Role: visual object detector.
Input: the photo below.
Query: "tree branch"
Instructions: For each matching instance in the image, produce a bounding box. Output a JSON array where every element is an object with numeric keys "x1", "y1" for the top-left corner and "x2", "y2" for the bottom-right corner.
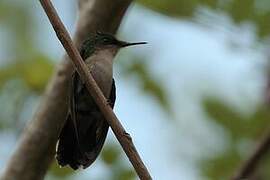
[
  {"x1": 1, "y1": 0, "x2": 150, "y2": 180},
  {"x1": 232, "y1": 130, "x2": 270, "y2": 180},
  {"x1": 232, "y1": 73, "x2": 270, "y2": 180}
]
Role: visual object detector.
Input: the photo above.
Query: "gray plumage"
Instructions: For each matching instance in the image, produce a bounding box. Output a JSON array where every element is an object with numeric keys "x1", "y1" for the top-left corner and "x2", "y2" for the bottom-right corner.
[{"x1": 56, "y1": 32, "x2": 146, "y2": 170}]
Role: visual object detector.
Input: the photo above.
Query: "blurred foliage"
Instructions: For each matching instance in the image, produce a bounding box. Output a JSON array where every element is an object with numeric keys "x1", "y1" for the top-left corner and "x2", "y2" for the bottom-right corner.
[
  {"x1": 101, "y1": 143, "x2": 121, "y2": 165},
  {"x1": 0, "y1": 80, "x2": 29, "y2": 131},
  {"x1": 0, "y1": 0, "x2": 36, "y2": 56},
  {"x1": 136, "y1": 0, "x2": 270, "y2": 178},
  {"x1": 120, "y1": 58, "x2": 171, "y2": 113},
  {"x1": 101, "y1": 143, "x2": 136, "y2": 180},
  {"x1": 201, "y1": 149, "x2": 241, "y2": 180},
  {"x1": 47, "y1": 143, "x2": 136, "y2": 180},
  {"x1": 0, "y1": 1, "x2": 54, "y2": 132},
  {"x1": 0, "y1": 54, "x2": 54, "y2": 92},
  {"x1": 138, "y1": 0, "x2": 198, "y2": 17},
  {"x1": 204, "y1": 99, "x2": 270, "y2": 139},
  {"x1": 127, "y1": 61, "x2": 170, "y2": 111},
  {"x1": 201, "y1": 98, "x2": 270, "y2": 179},
  {"x1": 48, "y1": 160, "x2": 74, "y2": 179},
  {"x1": 0, "y1": 1, "x2": 54, "y2": 131},
  {"x1": 139, "y1": 0, "x2": 270, "y2": 38}
]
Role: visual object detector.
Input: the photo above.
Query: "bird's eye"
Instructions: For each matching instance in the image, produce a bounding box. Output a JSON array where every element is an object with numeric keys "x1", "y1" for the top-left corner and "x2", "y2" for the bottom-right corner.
[{"x1": 103, "y1": 38, "x2": 109, "y2": 43}]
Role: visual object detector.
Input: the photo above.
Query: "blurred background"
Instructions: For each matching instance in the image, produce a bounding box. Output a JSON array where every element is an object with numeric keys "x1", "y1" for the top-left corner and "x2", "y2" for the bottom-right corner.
[{"x1": 1, "y1": 0, "x2": 270, "y2": 179}]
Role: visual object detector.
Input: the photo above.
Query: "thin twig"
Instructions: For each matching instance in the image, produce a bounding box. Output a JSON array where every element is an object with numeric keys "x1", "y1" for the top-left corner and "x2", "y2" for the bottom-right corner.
[
  {"x1": 39, "y1": 0, "x2": 152, "y2": 179},
  {"x1": 232, "y1": 130, "x2": 270, "y2": 180}
]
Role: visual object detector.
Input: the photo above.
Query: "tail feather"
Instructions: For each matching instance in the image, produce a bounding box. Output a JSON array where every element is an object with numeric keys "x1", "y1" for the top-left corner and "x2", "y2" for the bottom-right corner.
[
  {"x1": 56, "y1": 114, "x2": 109, "y2": 169},
  {"x1": 56, "y1": 115, "x2": 79, "y2": 169},
  {"x1": 82, "y1": 118, "x2": 109, "y2": 167}
]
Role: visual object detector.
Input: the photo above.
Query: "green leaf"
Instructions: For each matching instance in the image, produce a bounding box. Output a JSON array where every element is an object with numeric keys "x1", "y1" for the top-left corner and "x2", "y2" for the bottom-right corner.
[
  {"x1": 112, "y1": 168, "x2": 136, "y2": 180},
  {"x1": 138, "y1": 0, "x2": 270, "y2": 38},
  {"x1": 200, "y1": 149, "x2": 241, "y2": 180},
  {"x1": 203, "y1": 98, "x2": 270, "y2": 139},
  {"x1": 48, "y1": 160, "x2": 74, "y2": 178},
  {"x1": 226, "y1": 0, "x2": 255, "y2": 23},
  {"x1": 203, "y1": 98, "x2": 246, "y2": 139},
  {"x1": 138, "y1": 0, "x2": 199, "y2": 17},
  {"x1": 202, "y1": 98, "x2": 270, "y2": 179},
  {"x1": 124, "y1": 61, "x2": 171, "y2": 113},
  {"x1": 101, "y1": 144, "x2": 121, "y2": 165},
  {"x1": 0, "y1": 54, "x2": 54, "y2": 92}
]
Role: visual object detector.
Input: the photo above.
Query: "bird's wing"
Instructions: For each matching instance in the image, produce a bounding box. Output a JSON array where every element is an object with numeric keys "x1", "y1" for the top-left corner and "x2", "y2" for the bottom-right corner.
[
  {"x1": 57, "y1": 75, "x2": 117, "y2": 169},
  {"x1": 69, "y1": 72, "x2": 80, "y2": 144},
  {"x1": 109, "y1": 78, "x2": 116, "y2": 108},
  {"x1": 70, "y1": 73, "x2": 115, "y2": 142},
  {"x1": 56, "y1": 71, "x2": 82, "y2": 169}
]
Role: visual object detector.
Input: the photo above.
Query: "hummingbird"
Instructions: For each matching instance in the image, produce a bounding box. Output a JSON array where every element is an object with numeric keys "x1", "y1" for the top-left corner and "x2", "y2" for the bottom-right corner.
[{"x1": 56, "y1": 32, "x2": 146, "y2": 170}]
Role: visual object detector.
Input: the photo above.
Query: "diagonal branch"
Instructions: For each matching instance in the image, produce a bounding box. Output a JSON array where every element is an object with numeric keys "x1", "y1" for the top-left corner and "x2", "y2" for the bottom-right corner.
[
  {"x1": 232, "y1": 74, "x2": 270, "y2": 180},
  {"x1": 1, "y1": 0, "x2": 145, "y2": 180},
  {"x1": 39, "y1": 0, "x2": 151, "y2": 179},
  {"x1": 232, "y1": 129, "x2": 270, "y2": 180}
]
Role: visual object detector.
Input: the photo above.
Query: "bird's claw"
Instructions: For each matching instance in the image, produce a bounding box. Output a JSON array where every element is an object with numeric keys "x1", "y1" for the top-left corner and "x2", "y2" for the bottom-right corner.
[{"x1": 106, "y1": 99, "x2": 112, "y2": 106}]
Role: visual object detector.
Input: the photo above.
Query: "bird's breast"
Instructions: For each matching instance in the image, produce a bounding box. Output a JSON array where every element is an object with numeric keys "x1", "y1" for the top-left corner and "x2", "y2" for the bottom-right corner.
[{"x1": 85, "y1": 57, "x2": 113, "y2": 98}]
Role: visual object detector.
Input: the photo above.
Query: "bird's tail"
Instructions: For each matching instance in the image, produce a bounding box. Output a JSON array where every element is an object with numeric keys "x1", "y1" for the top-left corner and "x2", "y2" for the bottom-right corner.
[{"x1": 56, "y1": 115, "x2": 109, "y2": 169}]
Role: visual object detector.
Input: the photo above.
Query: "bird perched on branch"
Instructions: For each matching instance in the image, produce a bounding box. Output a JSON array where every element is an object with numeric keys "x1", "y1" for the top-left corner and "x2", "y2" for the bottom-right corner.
[{"x1": 56, "y1": 32, "x2": 146, "y2": 170}]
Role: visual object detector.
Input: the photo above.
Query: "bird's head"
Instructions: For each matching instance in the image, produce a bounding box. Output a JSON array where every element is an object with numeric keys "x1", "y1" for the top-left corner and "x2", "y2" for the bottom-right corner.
[
  {"x1": 93, "y1": 32, "x2": 147, "y2": 48},
  {"x1": 80, "y1": 32, "x2": 146, "y2": 59}
]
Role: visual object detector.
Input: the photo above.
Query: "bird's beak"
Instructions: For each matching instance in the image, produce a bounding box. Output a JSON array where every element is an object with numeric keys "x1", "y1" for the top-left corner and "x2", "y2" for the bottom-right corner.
[{"x1": 118, "y1": 41, "x2": 147, "y2": 47}]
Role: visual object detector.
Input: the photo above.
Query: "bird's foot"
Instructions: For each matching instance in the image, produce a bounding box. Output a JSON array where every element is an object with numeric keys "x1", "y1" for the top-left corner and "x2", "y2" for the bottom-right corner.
[{"x1": 106, "y1": 99, "x2": 113, "y2": 106}]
